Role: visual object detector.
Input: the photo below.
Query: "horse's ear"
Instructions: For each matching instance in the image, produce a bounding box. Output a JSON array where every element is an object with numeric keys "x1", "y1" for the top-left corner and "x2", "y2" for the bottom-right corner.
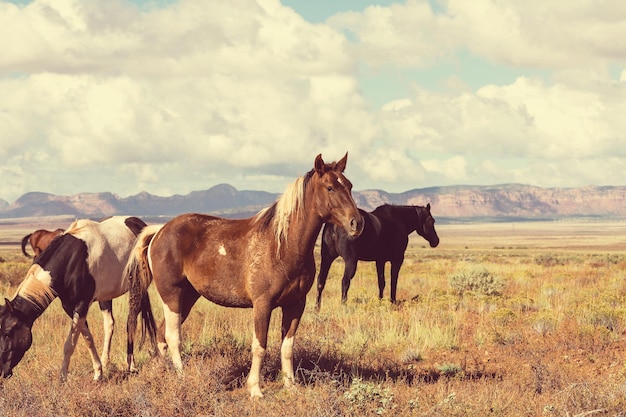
[
  {"x1": 335, "y1": 152, "x2": 348, "y2": 173},
  {"x1": 427, "y1": 203, "x2": 431, "y2": 211},
  {"x1": 4, "y1": 298, "x2": 13, "y2": 313},
  {"x1": 314, "y1": 154, "x2": 326, "y2": 175}
]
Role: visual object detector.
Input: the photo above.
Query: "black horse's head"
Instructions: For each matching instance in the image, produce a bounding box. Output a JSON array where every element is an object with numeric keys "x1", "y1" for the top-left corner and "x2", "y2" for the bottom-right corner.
[
  {"x1": 0, "y1": 299, "x2": 33, "y2": 378},
  {"x1": 416, "y1": 203, "x2": 439, "y2": 248}
]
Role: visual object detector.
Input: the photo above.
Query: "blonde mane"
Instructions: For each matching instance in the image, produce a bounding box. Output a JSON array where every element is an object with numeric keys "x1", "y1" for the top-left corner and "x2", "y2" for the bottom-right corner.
[
  {"x1": 13, "y1": 265, "x2": 57, "y2": 312},
  {"x1": 255, "y1": 174, "x2": 307, "y2": 257}
]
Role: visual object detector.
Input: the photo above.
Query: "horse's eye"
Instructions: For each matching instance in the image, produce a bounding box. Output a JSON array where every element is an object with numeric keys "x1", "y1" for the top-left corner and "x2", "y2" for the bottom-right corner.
[{"x1": 327, "y1": 186, "x2": 334, "y2": 192}]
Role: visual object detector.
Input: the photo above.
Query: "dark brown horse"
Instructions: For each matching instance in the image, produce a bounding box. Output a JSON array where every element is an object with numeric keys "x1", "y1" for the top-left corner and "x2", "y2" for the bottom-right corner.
[
  {"x1": 316, "y1": 203, "x2": 439, "y2": 309},
  {"x1": 21, "y1": 228, "x2": 64, "y2": 259},
  {"x1": 124, "y1": 153, "x2": 363, "y2": 397}
]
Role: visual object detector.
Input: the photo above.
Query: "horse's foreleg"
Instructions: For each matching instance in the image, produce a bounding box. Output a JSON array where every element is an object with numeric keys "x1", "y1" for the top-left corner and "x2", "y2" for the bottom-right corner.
[
  {"x1": 389, "y1": 259, "x2": 404, "y2": 304},
  {"x1": 315, "y1": 259, "x2": 332, "y2": 311},
  {"x1": 341, "y1": 260, "x2": 358, "y2": 304},
  {"x1": 280, "y1": 302, "x2": 305, "y2": 389},
  {"x1": 60, "y1": 312, "x2": 83, "y2": 381},
  {"x1": 248, "y1": 302, "x2": 272, "y2": 398},
  {"x1": 61, "y1": 312, "x2": 102, "y2": 381},
  {"x1": 98, "y1": 300, "x2": 114, "y2": 369},
  {"x1": 376, "y1": 260, "x2": 386, "y2": 299},
  {"x1": 79, "y1": 319, "x2": 104, "y2": 380}
]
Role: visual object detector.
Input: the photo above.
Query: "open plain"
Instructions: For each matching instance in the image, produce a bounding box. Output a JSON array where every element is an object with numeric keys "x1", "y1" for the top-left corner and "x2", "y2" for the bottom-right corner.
[{"x1": 1, "y1": 219, "x2": 626, "y2": 416}]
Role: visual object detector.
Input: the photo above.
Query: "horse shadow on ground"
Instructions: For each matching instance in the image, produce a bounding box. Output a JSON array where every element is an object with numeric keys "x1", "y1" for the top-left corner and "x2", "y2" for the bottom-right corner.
[{"x1": 180, "y1": 342, "x2": 504, "y2": 392}]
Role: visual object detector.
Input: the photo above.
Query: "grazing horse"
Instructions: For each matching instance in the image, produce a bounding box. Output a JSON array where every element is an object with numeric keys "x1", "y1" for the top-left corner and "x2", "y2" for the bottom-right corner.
[
  {"x1": 315, "y1": 203, "x2": 439, "y2": 309},
  {"x1": 124, "y1": 153, "x2": 363, "y2": 398},
  {"x1": 21, "y1": 228, "x2": 64, "y2": 259},
  {"x1": 0, "y1": 216, "x2": 155, "y2": 380}
]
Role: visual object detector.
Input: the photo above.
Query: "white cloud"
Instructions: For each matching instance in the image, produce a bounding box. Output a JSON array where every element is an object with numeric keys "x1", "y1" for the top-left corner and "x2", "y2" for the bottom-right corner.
[
  {"x1": 0, "y1": 0, "x2": 377, "y2": 201},
  {"x1": 330, "y1": 0, "x2": 626, "y2": 70},
  {"x1": 1, "y1": 0, "x2": 626, "y2": 203}
]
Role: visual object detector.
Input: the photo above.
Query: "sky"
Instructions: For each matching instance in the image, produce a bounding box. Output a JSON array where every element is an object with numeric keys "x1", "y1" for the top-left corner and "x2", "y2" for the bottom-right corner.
[{"x1": 1, "y1": 0, "x2": 626, "y2": 203}]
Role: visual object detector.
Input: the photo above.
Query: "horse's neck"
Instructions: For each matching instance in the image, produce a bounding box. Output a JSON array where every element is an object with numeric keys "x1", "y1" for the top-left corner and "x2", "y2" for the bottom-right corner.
[
  {"x1": 11, "y1": 266, "x2": 57, "y2": 323},
  {"x1": 397, "y1": 206, "x2": 419, "y2": 235},
  {"x1": 8, "y1": 297, "x2": 47, "y2": 326},
  {"x1": 284, "y1": 212, "x2": 323, "y2": 259}
]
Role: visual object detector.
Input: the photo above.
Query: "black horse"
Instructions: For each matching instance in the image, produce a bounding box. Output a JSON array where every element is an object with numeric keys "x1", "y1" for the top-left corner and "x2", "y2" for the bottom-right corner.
[{"x1": 315, "y1": 203, "x2": 439, "y2": 309}]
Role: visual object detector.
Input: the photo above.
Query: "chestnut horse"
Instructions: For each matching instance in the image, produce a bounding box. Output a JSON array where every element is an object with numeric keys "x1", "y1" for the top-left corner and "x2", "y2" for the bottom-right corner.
[
  {"x1": 0, "y1": 216, "x2": 155, "y2": 380},
  {"x1": 21, "y1": 228, "x2": 64, "y2": 259},
  {"x1": 316, "y1": 203, "x2": 439, "y2": 309},
  {"x1": 123, "y1": 153, "x2": 363, "y2": 397}
]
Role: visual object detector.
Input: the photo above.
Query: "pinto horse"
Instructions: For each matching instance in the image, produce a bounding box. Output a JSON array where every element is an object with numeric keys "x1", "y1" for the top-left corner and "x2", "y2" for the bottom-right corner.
[
  {"x1": 315, "y1": 203, "x2": 439, "y2": 309},
  {"x1": 21, "y1": 228, "x2": 64, "y2": 259},
  {"x1": 0, "y1": 216, "x2": 155, "y2": 380},
  {"x1": 124, "y1": 153, "x2": 363, "y2": 397}
]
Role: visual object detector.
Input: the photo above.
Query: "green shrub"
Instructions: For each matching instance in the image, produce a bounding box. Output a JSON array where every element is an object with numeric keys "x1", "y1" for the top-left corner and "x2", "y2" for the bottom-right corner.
[
  {"x1": 344, "y1": 377, "x2": 395, "y2": 415},
  {"x1": 437, "y1": 363, "x2": 463, "y2": 378},
  {"x1": 534, "y1": 253, "x2": 565, "y2": 267},
  {"x1": 448, "y1": 266, "x2": 504, "y2": 296}
]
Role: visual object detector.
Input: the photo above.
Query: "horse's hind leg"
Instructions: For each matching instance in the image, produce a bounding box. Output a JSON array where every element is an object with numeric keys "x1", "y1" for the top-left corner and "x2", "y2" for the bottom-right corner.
[
  {"x1": 98, "y1": 300, "x2": 114, "y2": 369},
  {"x1": 156, "y1": 281, "x2": 200, "y2": 357},
  {"x1": 157, "y1": 279, "x2": 200, "y2": 371}
]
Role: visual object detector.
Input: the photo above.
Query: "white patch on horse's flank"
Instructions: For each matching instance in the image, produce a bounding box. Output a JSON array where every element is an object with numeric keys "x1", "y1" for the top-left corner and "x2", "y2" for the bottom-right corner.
[
  {"x1": 218, "y1": 244, "x2": 227, "y2": 256},
  {"x1": 68, "y1": 217, "x2": 138, "y2": 301}
]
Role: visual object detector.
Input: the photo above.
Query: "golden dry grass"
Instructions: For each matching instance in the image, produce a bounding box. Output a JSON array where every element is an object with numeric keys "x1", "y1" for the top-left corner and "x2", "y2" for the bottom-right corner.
[{"x1": 1, "y1": 221, "x2": 626, "y2": 416}]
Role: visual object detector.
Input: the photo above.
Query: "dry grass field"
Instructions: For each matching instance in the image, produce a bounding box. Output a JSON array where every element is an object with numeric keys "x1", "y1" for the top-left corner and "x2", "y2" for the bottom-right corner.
[{"x1": 1, "y1": 220, "x2": 626, "y2": 416}]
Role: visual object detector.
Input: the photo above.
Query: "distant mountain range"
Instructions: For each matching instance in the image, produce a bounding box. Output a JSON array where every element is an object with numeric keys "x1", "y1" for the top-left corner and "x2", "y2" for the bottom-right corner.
[{"x1": 1, "y1": 183, "x2": 626, "y2": 222}]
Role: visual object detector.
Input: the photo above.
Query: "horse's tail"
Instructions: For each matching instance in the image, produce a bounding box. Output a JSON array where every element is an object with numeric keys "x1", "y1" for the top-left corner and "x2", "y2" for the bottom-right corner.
[
  {"x1": 21, "y1": 234, "x2": 33, "y2": 258},
  {"x1": 124, "y1": 224, "x2": 162, "y2": 371}
]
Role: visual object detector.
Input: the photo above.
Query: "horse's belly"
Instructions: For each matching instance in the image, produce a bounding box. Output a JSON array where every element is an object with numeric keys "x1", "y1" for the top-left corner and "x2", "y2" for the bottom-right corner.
[{"x1": 191, "y1": 276, "x2": 253, "y2": 309}]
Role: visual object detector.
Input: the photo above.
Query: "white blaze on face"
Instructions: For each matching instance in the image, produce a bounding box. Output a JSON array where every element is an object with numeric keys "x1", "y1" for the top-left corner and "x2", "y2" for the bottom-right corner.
[{"x1": 218, "y1": 244, "x2": 227, "y2": 256}]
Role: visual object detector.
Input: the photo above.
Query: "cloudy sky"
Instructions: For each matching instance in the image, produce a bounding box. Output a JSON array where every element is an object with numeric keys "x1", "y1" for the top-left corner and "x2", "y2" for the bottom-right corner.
[{"x1": 1, "y1": 0, "x2": 625, "y2": 203}]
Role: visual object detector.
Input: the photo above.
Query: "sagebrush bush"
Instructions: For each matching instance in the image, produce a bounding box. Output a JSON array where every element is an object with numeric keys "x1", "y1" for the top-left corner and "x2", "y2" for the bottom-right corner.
[{"x1": 448, "y1": 266, "x2": 504, "y2": 296}]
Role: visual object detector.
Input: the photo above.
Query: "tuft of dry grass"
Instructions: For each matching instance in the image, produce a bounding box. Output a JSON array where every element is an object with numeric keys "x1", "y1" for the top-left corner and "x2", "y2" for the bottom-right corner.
[{"x1": 1, "y1": 221, "x2": 626, "y2": 415}]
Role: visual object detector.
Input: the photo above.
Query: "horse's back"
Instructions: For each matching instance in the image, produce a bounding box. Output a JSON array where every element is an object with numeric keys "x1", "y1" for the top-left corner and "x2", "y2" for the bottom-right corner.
[
  {"x1": 151, "y1": 213, "x2": 261, "y2": 308},
  {"x1": 327, "y1": 206, "x2": 407, "y2": 261},
  {"x1": 67, "y1": 216, "x2": 146, "y2": 300}
]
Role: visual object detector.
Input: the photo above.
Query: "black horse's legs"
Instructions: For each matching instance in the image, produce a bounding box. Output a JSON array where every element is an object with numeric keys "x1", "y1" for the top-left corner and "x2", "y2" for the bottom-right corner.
[
  {"x1": 389, "y1": 259, "x2": 404, "y2": 304},
  {"x1": 376, "y1": 260, "x2": 386, "y2": 299},
  {"x1": 341, "y1": 259, "x2": 358, "y2": 304},
  {"x1": 315, "y1": 251, "x2": 338, "y2": 310}
]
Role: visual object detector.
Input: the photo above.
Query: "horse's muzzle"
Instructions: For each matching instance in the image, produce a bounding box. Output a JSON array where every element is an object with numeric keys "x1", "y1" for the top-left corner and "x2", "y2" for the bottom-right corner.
[{"x1": 348, "y1": 215, "x2": 364, "y2": 238}]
